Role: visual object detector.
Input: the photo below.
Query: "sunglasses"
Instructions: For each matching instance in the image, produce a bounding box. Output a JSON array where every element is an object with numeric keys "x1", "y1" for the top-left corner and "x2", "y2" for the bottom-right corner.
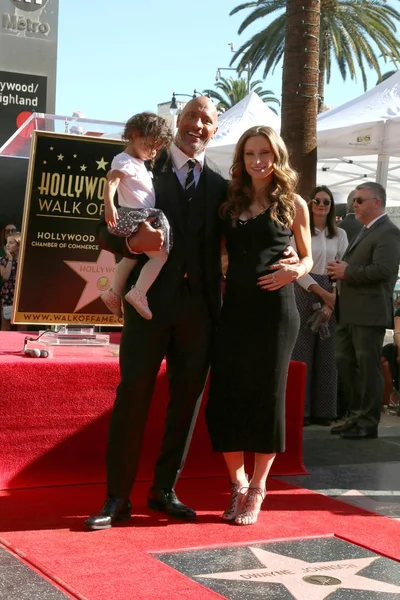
[
  {"x1": 312, "y1": 198, "x2": 331, "y2": 206},
  {"x1": 5, "y1": 228, "x2": 17, "y2": 234},
  {"x1": 353, "y1": 197, "x2": 377, "y2": 205}
]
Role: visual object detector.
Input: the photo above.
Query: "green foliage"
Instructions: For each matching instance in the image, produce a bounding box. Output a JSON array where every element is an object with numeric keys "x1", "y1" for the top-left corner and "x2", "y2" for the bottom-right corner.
[
  {"x1": 202, "y1": 76, "x2": 280, "y2": 113},
  {"x1": 230, "y1": 0, "x2": 400, "y2": 91}
]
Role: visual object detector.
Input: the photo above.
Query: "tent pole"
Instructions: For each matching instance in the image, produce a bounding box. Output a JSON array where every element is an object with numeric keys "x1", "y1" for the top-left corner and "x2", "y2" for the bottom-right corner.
[{"x1": 376, "y1": 154, "x2": 390, "y2": 188}]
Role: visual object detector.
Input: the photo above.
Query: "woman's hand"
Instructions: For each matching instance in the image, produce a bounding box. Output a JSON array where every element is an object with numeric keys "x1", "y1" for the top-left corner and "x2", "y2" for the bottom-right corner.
[
  {"x1": 321, "y1": 304, "x2": 333, "y2": 322},
  {"x1": 5, "y1": 250, "x2": 13, "y2": 261},
  {"x1": 321, "y1": 290, "x2": 336, "y2": 311},
  {"x1": 258, "y1": 265, "x2": 298, "y2": 291}
]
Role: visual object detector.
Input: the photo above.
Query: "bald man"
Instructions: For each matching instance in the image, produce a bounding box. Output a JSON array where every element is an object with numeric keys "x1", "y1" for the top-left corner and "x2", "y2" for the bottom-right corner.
[{"x1": 86, "y1": 97, "x2": 228, "y2": 529}]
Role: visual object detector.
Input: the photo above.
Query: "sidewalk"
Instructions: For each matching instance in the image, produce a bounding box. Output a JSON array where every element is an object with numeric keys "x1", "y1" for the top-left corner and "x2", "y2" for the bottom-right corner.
[{"x1": 281, "y1": 412, "x2": 400, "y2": 521}]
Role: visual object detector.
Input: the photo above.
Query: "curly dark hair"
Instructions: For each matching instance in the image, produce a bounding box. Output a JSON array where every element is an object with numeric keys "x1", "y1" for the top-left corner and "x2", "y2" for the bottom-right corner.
[{"x1": 122, "y1": 112, "x2": 173, "y2": 150}]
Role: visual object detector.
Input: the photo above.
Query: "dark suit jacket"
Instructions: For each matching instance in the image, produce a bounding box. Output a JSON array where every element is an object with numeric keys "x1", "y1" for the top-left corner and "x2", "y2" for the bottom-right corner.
[
  {"x1": 339, "y1": 214, "x2": 400, "y2": 328},
  {"x1": 338, "y1": 213, "x2": 363, "y2": 245},
  {"x1": 97, "y1": 151, "x2": 227, "y2": 322}
]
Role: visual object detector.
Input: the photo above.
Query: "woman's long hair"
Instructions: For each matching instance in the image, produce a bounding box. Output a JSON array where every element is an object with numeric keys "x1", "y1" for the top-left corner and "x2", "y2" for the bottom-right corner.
[
  {"x1": 220, "y1": 126, "x2": 298, "y2": 229},
  {"x1": 308, "y1": 185, "x2": 337, "y2": 238}
]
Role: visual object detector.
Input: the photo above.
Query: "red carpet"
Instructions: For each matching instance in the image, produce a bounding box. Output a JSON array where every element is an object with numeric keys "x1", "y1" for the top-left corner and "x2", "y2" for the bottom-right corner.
[
  {"x1": 1, "y1": 477, "x2": 400, "y2": 600},
  {"x1": 0, "y1": 332, "x2": 307, "y2": 490}
]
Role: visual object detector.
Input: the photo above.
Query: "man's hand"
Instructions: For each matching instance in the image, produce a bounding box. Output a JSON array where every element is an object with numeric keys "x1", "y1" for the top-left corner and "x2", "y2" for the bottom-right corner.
[
  {"x1": 269, "y1": 245, "x2": 300, "y2": 270},
  {"x1": 127, "y1": 217, "x2": 164, "y2": 253},
  {"x1": 327, "y1": 260, "x2": 348, "y2": 280}
]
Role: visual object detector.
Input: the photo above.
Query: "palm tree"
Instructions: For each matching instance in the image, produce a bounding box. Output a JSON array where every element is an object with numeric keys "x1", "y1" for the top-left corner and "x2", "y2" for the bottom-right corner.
[
  {"x1": 230, "y1": 0, "x2": 400, "y2": 109},
  {"x1": 202, "y1": 76, "x2": 280, "y2": 113},
  {"x1": 376, "y1": 70, "x2": 398, "y2": 85},
  {"x1": 280, "y1": 0, "x2": 320, "y2": 197}
]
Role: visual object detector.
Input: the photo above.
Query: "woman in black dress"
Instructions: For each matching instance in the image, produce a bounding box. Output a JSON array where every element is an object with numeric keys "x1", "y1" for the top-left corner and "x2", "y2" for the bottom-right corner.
[{"x1": 206, "y1": 126, "x2": 312, "y2": 525}]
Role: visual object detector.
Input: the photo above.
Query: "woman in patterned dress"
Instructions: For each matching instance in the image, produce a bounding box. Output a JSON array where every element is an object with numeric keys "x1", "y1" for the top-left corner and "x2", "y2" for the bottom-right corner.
[{"x1": 291, "y1": 186, "x2": 348, "y2": 425}]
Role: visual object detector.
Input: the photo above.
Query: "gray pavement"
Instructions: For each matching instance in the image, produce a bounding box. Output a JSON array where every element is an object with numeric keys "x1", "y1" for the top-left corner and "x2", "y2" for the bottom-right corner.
[{"x1": 280, "y1": 413, "x2": 400, "y2": 521}]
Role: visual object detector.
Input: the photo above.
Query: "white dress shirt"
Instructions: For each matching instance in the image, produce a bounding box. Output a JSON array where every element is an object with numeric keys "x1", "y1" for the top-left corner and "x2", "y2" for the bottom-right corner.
[
  {"x1": 170, "y1": 142, "x2": 204, "y2": 189},
  {"x1": 365, "y1": 212, "x2": 386, "y2": 228},
  {"x1": 296, "y1": 227, "x2": 349, "y2": 291}
]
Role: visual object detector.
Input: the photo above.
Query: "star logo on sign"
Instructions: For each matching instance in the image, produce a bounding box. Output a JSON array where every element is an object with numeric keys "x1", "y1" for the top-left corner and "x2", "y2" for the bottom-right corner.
[
  {"x1": 64, "y1": 250, "x2": 117, "y2": 312},
  {"x1": 196, "y1": 547, "x2": 400, "y2": 599},
  {"x1": 80, "y1": 164, "x2": 87, "y2": 172},
  {"x1": 57, "y1": 153, "x2": 64, "y2": 161},
  {"x1": 96, "y1": 157, "x2": 109, "y2": 170}
]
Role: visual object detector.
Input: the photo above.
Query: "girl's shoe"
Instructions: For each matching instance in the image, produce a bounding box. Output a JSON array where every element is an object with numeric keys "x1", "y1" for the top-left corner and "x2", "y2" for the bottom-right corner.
[
  {"x1": 101, "y1": 289, "x2": 123, "y2": 317},
  {"x1": 235, "y1": 486, "x2": 266, "y2": 526},
  {"x1": 125, "y1": 287, "x2": 152, "y2": 320},
  {"x1": 222, "y1": 479, "x2": 248, "y2": 521}
]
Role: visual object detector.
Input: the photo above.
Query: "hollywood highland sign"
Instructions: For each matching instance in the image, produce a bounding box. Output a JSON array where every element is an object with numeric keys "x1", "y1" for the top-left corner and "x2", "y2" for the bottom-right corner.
[{"x1": 2, "y1": 0, "x2": 50, "y2": 36}]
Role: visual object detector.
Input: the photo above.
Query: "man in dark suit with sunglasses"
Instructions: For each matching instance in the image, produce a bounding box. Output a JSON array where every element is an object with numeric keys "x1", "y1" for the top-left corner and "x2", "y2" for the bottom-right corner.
[{"x1": 327, "y1": 182, "x2": 400, "y2": 439}]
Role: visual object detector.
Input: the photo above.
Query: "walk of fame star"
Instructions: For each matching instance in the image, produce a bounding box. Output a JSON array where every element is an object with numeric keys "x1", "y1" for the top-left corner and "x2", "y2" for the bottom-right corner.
[
  {"x1": 64, "y1": 250, "x2": 116, "y2": 312},
  {"x1": 197, "y1": 547, "x2": 400, "y2": 599}
]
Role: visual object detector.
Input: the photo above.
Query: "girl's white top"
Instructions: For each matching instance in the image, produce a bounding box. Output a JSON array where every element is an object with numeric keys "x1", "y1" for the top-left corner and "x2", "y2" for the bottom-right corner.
[{"x1": 112, "y1": 152, "x2": 155, "y2": 209}]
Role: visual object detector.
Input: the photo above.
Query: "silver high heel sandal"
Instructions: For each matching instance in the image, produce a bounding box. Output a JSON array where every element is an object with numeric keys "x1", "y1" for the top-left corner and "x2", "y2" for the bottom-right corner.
[
  {"x1": 222, "y1": 480, "x2": 248, "y2": 521},
  {"x1": 235, "y1": 486, "x2": 266, "y2": 525}
]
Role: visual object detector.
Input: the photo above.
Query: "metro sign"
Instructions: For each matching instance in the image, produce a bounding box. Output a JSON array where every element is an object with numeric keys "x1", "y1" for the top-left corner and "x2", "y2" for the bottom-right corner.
[
  {"x1": 10, "y1": 0, "x2": 49, "y2": 11},
  {"x1": 4, "y1": 0, "x2": 50, "y2": 34}
]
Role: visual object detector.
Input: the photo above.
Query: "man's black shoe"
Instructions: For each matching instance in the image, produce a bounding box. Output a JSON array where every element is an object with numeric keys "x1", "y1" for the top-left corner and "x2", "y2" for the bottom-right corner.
[
  {"x1": 85, "y1": 497, "x2": 132, "y2": 530},
  {"x1": 147, "y1": 488, "x2": 196, "y2": 521},
  {"x1": 340, "y1": 425, "x2": 378, "y2": 440},
  {"x1": 330, "y1": 421, "x2": 356, "y2": 434}
]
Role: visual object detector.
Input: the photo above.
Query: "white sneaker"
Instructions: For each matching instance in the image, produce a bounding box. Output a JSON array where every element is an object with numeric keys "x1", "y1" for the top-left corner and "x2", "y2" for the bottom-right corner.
[
  {"x1": 101, "y1": 289, "x2": 123, "y2": 317},
  {"x1": 125, "y1": 287, "x2": 152, "y2": 320}
]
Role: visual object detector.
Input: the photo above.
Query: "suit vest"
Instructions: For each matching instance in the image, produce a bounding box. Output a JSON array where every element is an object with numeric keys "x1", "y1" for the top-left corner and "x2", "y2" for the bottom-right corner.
[{"x1": 175, "y1": 171, "x2": 207, "y2": 292}]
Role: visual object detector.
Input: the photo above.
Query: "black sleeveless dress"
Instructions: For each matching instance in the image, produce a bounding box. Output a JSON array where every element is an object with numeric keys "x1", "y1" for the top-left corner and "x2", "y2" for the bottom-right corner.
[{"x1": 206, "y1": 208, "x2": 300, "y2": 454}]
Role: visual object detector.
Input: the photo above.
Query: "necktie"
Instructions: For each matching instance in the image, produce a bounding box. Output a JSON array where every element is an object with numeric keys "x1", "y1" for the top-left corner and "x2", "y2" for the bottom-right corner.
[
  {"x1": 184, "y1": 159, "x2": 197, "y2": 202},
  {"x1": 346, "y1": 225, "x2": 368, "y2": 254},
  {"x1": 353, "y1": 225, "x2": 368, "y2": 244}
]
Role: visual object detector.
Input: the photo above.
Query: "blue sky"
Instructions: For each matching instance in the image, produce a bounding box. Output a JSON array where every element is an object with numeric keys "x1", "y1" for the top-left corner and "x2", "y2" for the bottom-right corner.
[{"x1": 56, "y1": 0, "x2": 399, "y2": 125}]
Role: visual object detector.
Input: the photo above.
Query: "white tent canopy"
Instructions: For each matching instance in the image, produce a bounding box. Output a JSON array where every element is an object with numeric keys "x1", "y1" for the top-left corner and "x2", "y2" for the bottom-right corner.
[
  {"x1": 207, "y1": 92, "x2": 280, "y2": 175},
  {"x1": 317, "y1": 70, "x2": 400, "y2": 159},
  {"x1": 207, "y1": 85, "x2": 400, "y2": 203}
]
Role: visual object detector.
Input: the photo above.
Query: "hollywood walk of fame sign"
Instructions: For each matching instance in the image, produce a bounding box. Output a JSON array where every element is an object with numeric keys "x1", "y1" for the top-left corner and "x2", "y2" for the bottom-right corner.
[
  {"x1": 153, "y1": 537, "x2": 400, "y2": 600},
  {"x1": 13, "y1": 131, "x2": 125, "y2": 326}
]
